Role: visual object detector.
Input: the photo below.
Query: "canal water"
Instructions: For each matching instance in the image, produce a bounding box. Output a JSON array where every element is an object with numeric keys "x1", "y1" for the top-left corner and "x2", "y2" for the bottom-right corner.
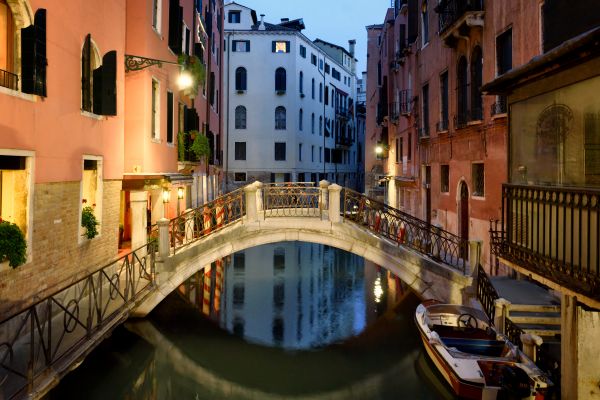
[{"x1": 50, "y1": 242, "x2": 454, "y2": 399}]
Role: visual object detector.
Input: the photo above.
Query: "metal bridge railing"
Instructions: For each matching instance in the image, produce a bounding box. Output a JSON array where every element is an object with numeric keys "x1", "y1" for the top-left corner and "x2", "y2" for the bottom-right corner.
[
  {"x1": 342, "y1": 188, "x2": 468, "y2": 273},
  {"x1": 0, "y1": 242, "x2": 156, "y2": 399},
  {"x1": 262, "y1": 182, "x2": 322, "y2": 218},
  {"x1": 169, "y1": 187, "x2": 245, "y2": 254}
]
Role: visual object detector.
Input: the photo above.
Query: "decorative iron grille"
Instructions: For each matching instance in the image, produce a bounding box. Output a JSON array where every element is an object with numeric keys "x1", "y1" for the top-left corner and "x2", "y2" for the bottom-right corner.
[
  {"x1": 476, "y1": 264, "x2": 499, "y2": 321},
  {"x1": 263, "y1": 183, "x2": 322, "y2": 218}
]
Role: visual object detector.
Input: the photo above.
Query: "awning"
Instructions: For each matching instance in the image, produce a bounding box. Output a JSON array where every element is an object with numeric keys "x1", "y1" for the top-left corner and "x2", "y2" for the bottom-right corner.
[
  {"x1": 122, "y1": 173, "x2": 193, "y2": 191},
  {"x1": 393, "y1": 176, "x2": 418, "y2": 188}
]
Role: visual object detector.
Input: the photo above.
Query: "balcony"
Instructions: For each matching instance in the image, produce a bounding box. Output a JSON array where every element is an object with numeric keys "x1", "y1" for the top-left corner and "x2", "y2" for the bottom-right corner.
[
  {"x1": 389, "y1": 102, "x2": 400, "y2": 123},
  {"x1": 0, "y1": 68, "x2": 19, "y2": 91},
  {"x1": 491, "y1": 95, "x2": 508, "y2": 116},
  {"x1": 491, "y1": 183, "x2": 600, "y2": 303},
  {"x1": 335, "y1": 106, "x2": 350, "y2": 120},
  {"x1": 435, "y1": 0, "x2": 484, "y2": 48},
  {"x1": 399, "y1": 90, "x2": 412, "y2": 116},
  {"x1": 335, "y1": 133, "x2": 354, "y2": 148}
]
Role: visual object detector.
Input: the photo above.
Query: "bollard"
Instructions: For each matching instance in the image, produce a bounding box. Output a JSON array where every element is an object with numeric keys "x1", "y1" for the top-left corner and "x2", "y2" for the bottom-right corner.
[
  {"x1": 520, "y1": 333, "x2": 543, "y2": 362},
  {"x1": 328, "y1": 184, "x2": 342, "y2": 223},
  {"x1": 493, "y1": 298, "x2": 511, "y2": 334},
  {"x1": 319, "y1": 180, "x2": 330, "y2": 211},
  {"x1": 244, "y1": 184, "x2": 258, "y2": 222},
  {"x1": 157, "y1": 218, "x2": 170, "y2": 260},
  {"x1": 254, "y1": 181, "x2": 264, "y2": 212}
]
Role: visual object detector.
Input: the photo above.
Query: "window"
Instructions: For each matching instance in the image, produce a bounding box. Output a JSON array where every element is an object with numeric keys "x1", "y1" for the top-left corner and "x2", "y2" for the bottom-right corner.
[
  {"x1": 470, "y1": 47, "x2": 483, "y2": 121},
  {"x1": 421, "y1": 1, "x2": 429, "y2": 46},
  {"x1": 457, "y1": 56, "x2": 468, "y2": 127},
  {"x1": 311, "y1": 53, "x2": 317, "y2": 65},
  {"x1": 319, "y1": 146, "x2": 322, "y2": 162},
  {"x1": 298, "y1": 143, "x2": 302, "y2": 161},
  {"x1": 324, "y1": 85, "x2": 329, "y2": 105},
  {"x1": 299, "y1": 71, "x2": 303, "y2": 94},
  {"x1": 234, "y1": 172, "x2": 247, "y2": 182},
  {"x1": 311, "y1": 78, "x2": 315, "y2": 99},
  {"x1": 232, "y1": 40, "x2": 250, "y2": 52},
  {"x1": 319, "y1": 116, "x2": 322, "y2": 135},
  {"x1": 332, "y1": 68, "x2": 340, "y2": 80},
  {"x1": 182, "y1": 24, "x2": 190, "y2": 55},
  {"x1": 319, "y1": 59, "x2": 323, "y2": 70},
  {"x1": 311, "y1": 113, "x2": 315, "y2": 133},
  {"x1": 152, "y1": 0, "x2": 162, "y2": 32},
  {"x1": 441, "y1": 165, "x2": 449, "y2": 193},
  {"x1": 319, "y1": 83, "x2": 323, "y2": 102},
  {"x1": 408, "y1": 132, "x2": 412, "y2": 160},
  {"x1": 395, "y1": 138, "x2": 400, "y2": 163},
  {"x1": 421, "y1": 83, "x2": 429, "y2": 137},
  {"x1": 440, "y1": 71, "x2": 449, "y2": 130},
  {"x1": 496, "y1": 28, "x2": 512, "y2": 75},
  {"x1": 209, "y1": 71, "x2": 215, "y2": 105},
  {"x1": 272, "y1": 41, "x2": 290, "y2": 53},
  {"x1": 275, "y1": 106, "x2": 286, "y2": 129},
  {"x1": 233, "y1": 283, "x2": 244, "y2": 308},
  {"x1": 228, "y1": 10, "x2": 241, "y2": 23},
  {"x1": 235, "y1": 67, "x2": 247, "y2": 91},
  {"x1": 167, "y1": 91, "x2": 174, "y2": 143},
  {"x1": 151, "y1": 79, "x2": 160, "y2": 139},
  {"x1": 168, "y1": 0, "x2": 183, "y2": 54},
  {"x1": 299, "y1": 108, "x2": 303, "y2": 130},
  {"x1": 325, "y1": 63, "x2": 330, "y2": 74},
  {"x1": 311, "y1": 145, "x2": 314, "y2": 162},
  {"x1": 235, "y1": 105, "x2": 246, "y2": 129},
  {"x1": 235, "y1": 142, "x2": 246, "y2": 160},
  {"x1": 324, "y1": 148, "x2": 331, "y2": 163},
  {"x1": 275, "y1": 142, "x2": 286, "y2": 161},
  {"x1": 299, "y1": 45, "x2": 306, "y2": 58},
  {"x1": 82, "y1": 34, "x2": 117, "y2": 115},
  {"x1": 80, "y1": 157, "x2": 103, "y2": 242},
  {"x1": 472, "y1": 163, "x2": 485, "y2": 197},
  {"x1": 0, "y1": 154, "x2": 32, "y2": 252},
  {"x1": 275, "y1": 67, "x2": 286, "y2": 92},
  {"x1": 272, "y1": 316, "x2": 284, "y2": 344}
]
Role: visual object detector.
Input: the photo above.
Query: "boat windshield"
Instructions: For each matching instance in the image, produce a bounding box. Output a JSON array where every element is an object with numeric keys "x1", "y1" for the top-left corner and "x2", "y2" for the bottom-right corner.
[{"x1": 425, "y1": 304, "x2": 490, "y2": 324}]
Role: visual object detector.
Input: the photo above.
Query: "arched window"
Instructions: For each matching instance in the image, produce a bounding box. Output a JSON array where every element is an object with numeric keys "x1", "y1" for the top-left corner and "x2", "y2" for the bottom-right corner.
[
  {"x1": 299, "y1": 108, "x2": 303, "y2": 130},
  {"x1": 275, "y1": 67, "x2": 286, "y2": 92},
  {"x1": 311, "y1": 78, "x2": 315, "y2": 99},
  {"x1": 324, "y1": 85, "x2": 329, "y2": 105},
  {"x1": 456, "y1": 56, "x2": 468, "y2": 128},
  {"x1": 82, "y1": 34, "x2": 102, "y2": 112},
  {"x1": 319, "y1": 116, "x2": 323, "y2": 135},
  {"x1": 311, "y1": 113, "x2": 315, "y2": 134},
  {"x1": 470, "y1": 46, "x2": 483, "y2": 121},
  {"x1": 235, "y1": 105, "x2": 247, "y2": 129},
  {"x1": 319, "y1": 82, "x2": 323, "y2": 102},
  {"x1": 299, "y1": 71, "x2": 303, "y2": 94},
  {"x1": 235, "y1": 67, "x2": 247, "y2": 91},
  {"x1": 275, "y1": 106, "x2": 286, "y2": 129}
]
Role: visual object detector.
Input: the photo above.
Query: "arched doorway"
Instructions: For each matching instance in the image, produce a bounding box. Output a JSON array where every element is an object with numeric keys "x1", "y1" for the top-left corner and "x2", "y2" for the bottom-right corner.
[{"x1": 459, "y1": 181, "x2": 469, "y2": 258}]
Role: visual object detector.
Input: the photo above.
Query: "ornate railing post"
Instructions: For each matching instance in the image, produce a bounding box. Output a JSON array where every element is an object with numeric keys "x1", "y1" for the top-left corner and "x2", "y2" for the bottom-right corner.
[
  {"x1": 254, "y1": 181, "x2": 264, "y2": 212},
  {"x1": 328, "y1": 184, "x2": 342, "y2": 223},
  {"x1": 469, "y1": 239, "x2": 483, "y2": 276},
  {"x1": 245, "y1": 184, "x2": 258, "y2": 222},
  {"x1": 130, "y1": 190, "x2": 148, "y2": 251},
  {"x1": 494, "y1": 298, "x2": 511, "y2": 334},
  {"x1": 157, "y1": 218, "x2": 170, "y2": 259},
  {"x1": 319, "y1": 180, "x2": 330, "y2": 211}
]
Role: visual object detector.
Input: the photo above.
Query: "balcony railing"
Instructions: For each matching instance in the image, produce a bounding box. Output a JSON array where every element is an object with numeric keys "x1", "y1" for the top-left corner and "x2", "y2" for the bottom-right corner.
[
  {"x1": 399, "y1": 90, "x2": 412, "y2": 115},
  {"x1": 491, "y1": 183, "x2": 600, "y2": 302},
  {"x1": 335, "y1": 106, "x2": 350, "y2": 119},
  {"x1": 0, "y1": 68, "x2": 19, "y2": 91},
  {"x1": 436, "y1": 0, "x2": 484, "y2": 34},
  {"x1": 335, "y1": 133, "x2": 354, "y2": 147},
  {"x1": 437, "y1": 119, "x2": 449, "y2": 132},
  {"x1": 389, "y1": 102, "x2": 400, "y2": 122},
  {"x1": 491, "y1": 96, "x2": 508, "y2": 115}
]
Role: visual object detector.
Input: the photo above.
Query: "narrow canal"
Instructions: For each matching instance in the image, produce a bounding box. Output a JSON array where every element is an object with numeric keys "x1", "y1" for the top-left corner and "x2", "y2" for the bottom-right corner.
[{"x1": 50, "y1": 242, "x2": 454, "y2": 399}]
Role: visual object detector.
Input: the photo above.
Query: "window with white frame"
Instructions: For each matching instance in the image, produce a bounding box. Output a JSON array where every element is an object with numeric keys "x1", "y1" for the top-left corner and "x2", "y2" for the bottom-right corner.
[
  {"x1": 275, "y1": 106, "x2": 286, "y2": 130},
  {"x1": 151, "y1": 78, "x2": 160, "y2": 140},
  {"x1": 232, "y1": 40, "x2": 250, "y2": 52},
  {"x1": 152, "y1": 0, "x2": 162, "y2": 32},
  {"x1": 80, "y1": 156, "x2": 103, "y2": 241},
  {"x1": 235, "y1": 105, "x2": 246, "y2": 129}
]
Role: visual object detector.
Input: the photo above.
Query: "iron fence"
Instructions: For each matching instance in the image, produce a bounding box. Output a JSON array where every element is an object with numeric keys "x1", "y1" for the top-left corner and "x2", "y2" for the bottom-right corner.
[
  {"x1": 263, "y1": 183, "x2": 322, "y2": 218},
  {"x1": 476, "y1": 264, "x2": 500, "y2": 321},
  {"x1": 504, "y1": 317, "x2": 525, "y2": 349},
  {"x1": 342, "y1": 189, "x2": 468, "y2": 273},
  {"x1": 0, "y1": 242, "x2": 156, "y2": 399},
  {"x1": 169, "y1": 188, "x2": 245, "y2": 254},
  {"x1": 0, "y1": 69, "x2": 18, "y2": 91},
  {"x1": 436, "y1": 0, "x2": 484, "y2": 33},
  {"x1": 493, "y1": 183, "x2": 600, "y2": 301}
]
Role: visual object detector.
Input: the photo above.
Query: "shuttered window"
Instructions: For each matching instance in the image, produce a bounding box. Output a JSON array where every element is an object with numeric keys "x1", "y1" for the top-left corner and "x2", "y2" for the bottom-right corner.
[
  {"x1": 235, "y1": 105, "x2": 246, "y2": 129},
  {"x1": 272, "y1": 41, "x2": 290, "y2": 53},
  {"x1": 496, "y1": 28, "x2": 512, "y2": 75},
  {"x1": 275, "y1": 67, "x2": 286, "y2": 92},
  {"x1": 21, "y1": 9, "x2": 47, "y2": 96},
  {"x1": 274, "y1": 142, "x2": 286, "y2": 161},
  {"x1": 168, "y1": 0, "x2": 183, "y2": 54},
  {"x1": 235, "y1": 67, "x2": 247, "y2": 91},
  {"x1": 81, "y1": 34, "x2": 116, "y2": 116},
  {"x1": 167, "y1": 92, "x2": 174, "y2": 143},
  {"x1": 235, "y1": 142, "x2": 246, "y2": 160}
]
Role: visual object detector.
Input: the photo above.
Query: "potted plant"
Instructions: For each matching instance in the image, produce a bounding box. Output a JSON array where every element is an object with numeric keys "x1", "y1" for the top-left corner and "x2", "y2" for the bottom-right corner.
[
  {"x1": 0, "y1": 219, "x2": 27, "y2": 268},
  {"x1": 190, "y1": 130, "x2": 211, "y2": 168},
  {"x1": 81, "y1": 206, "x2": 99, "y2": 239}
]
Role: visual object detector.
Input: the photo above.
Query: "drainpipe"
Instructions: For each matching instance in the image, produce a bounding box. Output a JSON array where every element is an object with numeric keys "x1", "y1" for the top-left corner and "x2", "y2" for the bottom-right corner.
[
  {"x1": 204, "y1": 0, "x2": 213, "y2": 177},
  {"x1": 317, "y1": 50, "x2": 326, "y2": 179},
  {"x1": 224, "y1": 30, "x2": 232, "y2": 192}
]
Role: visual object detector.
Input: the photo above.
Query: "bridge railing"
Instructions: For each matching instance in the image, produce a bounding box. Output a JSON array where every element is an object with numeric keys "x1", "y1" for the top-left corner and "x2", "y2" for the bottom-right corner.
[
  {"x1": 0, "y1": 242, "x2": 156, "y2": 399},
  {"x1": 262, "y1": 182, "x2": 322, "y2": 218},
  {"x1": 169, "y1": 187, "x2": 245, "y2": 254},
  {"x1": 342, "y1": 188, "x2": 468, "y2": 273}
]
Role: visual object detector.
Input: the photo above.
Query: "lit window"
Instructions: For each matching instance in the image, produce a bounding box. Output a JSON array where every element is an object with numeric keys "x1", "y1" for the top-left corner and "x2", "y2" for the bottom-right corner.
[
  {"x1": 80, "y1": 157, "x2": 103, "y2": 242},
  {"x1": 272, "y1": 41, "x2": 290, "y2": 53}
]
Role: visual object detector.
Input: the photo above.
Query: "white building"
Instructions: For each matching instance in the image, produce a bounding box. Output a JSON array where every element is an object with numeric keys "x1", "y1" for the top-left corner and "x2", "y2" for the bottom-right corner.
[{"x1": 222, "y1": 2, "x2": 361, "y2": 190}]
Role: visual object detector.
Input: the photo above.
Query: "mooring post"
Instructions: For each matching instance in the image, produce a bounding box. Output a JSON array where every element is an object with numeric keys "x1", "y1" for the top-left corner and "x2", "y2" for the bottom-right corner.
[
  {"x1": 494, "y1": 298, "x2": 511, "y2": 334},
  {"x1": 157, "y1": 218, "x2": 170, "y2": 260}
]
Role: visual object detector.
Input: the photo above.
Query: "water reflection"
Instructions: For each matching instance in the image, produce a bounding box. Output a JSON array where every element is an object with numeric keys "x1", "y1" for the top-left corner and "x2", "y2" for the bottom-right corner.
[{"x1": 50, "y1": 242, "x2": 443, "y2": 399}]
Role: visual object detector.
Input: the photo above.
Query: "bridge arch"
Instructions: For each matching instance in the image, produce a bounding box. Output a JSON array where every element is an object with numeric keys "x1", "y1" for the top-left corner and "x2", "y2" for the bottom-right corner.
[{"x1": 134, "y1": 217, "x2": 472, "y2": 317}]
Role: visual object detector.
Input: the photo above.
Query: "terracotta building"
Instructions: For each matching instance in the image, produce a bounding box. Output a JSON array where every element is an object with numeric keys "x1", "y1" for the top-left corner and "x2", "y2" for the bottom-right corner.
[{"x1": 366, "y1": 0, "x2": 543, "y2": 270}]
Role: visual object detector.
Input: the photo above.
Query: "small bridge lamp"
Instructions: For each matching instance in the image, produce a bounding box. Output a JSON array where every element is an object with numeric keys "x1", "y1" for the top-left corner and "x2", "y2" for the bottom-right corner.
[
  {"x1": 162, "y1": 188, "x2": 170, "y2": 218},
  {"x1": 177, "y1": 187, "x2": 185, "y2": 216},
  {"x1": 177, "y1": 70, "x2": 194, "y2": 90}
]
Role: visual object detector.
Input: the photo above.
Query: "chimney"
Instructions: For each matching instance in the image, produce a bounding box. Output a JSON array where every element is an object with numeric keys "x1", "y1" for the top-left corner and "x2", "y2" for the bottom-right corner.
[
  {"x1": 281, "y1": 18, "x2": 289, "y2": 22},
  {"x1": 348, "y1": 39, "x2": 356, "y2": 57},
  {"x1": 259, "y1": 14, "x2": 266, "y2": 30}
]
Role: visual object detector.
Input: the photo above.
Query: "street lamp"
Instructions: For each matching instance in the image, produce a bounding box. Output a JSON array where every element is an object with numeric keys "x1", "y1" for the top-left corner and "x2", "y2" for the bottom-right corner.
[
  {"x1": 125, "y1": 54, "x2": 194, "y2": 90},
  {"x1": 177, "y1": 187, "x2": 185, "y2": 216},
  {"x1": 162, "y1": 188, "x2": 170, "y2": 218}
]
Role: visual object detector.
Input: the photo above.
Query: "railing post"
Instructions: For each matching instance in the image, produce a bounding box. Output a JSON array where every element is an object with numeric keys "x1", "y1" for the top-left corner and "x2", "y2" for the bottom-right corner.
[
  {"x1": 319, "y1": 180, "x2": 330, "y2": 211},
  {"x1": 328, "y1": 184, "x2": 342, "y2": 223},
  {"x1": 245, "y1": 184, "x2": 258, "y2": 222},
  {"x1": 184, "y1": 209, "x2": 194, "y2": 243},
  {"x1": 130, "y1": 190, "x2": 148, "y2": 250},
  {"x1": 520, "y1": 333, "x2": 543, "y2": 362},
  {"x1": 254, "y1": 181, "x2": 264, "y2": 212},
  {"x1": 157, "y1": 218, "x2": 170, "y2": 260},
  {"x1": 494, "y1": 298, "x2": 511, "y2": 334},
  {"x1": 469, "y1": 239, "x2": 483, "y2": 276}
]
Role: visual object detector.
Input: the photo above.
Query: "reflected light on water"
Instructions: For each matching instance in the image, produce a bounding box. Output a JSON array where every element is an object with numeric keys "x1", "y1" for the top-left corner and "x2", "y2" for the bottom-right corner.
[{"x1": 374, "y1": 276, "x2": 383, "y2": 303}]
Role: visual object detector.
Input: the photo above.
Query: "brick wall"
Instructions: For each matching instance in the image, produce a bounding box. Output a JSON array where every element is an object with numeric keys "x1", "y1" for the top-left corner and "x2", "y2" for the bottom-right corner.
[{"x1": 0, "y1": 180, "x2": 121, "y2": 317}]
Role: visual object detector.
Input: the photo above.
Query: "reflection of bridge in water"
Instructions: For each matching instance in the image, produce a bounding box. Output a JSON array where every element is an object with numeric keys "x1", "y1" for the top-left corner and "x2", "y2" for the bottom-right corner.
[{"x1": 1, "y1": 182, "x2": 477, "y2": 399}]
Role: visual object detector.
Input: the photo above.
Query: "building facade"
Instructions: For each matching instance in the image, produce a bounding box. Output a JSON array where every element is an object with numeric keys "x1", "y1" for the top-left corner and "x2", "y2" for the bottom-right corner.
[
  {"x1": 222, "y1": 2, "x2": 360, "y2": 190},
  {"x1": 366, "y1": 0, "x2": 543, "y2": 270}
]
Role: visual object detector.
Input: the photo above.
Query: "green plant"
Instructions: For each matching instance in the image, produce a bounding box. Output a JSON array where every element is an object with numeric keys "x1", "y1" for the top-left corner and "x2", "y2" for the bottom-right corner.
[
  {"x1": 0, "y1": 220, "x2": 27, "y2": 268},
  {"x1": 81, "y1": 206, "x2": 99, "y2": 239},
  {"x1": 190, "y1": 130, "x2": 211, "y2": 163},
  {"x1": 177, "y1": 54, "x2": 206, "y2": 97},
  {"x1": 178, "y1": 131, "x2": 186, "y2": 161}
]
